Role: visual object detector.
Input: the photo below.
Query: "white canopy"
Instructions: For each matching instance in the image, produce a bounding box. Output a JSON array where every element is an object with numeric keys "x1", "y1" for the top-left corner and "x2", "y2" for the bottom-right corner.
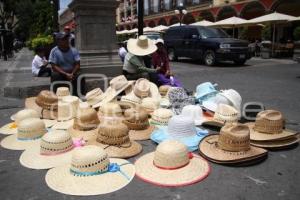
[
  {"x1": 116, "y1": 29, "x2": 130, "y2": 35},
  {"x1": 143, "y1": 27, "x2": 156, "y2": 32},
  {"x1": 211, "y1": 16, "x2": 248, "y2": 27},
  {"x1": 191, "y1": 20, "x2": 214, "y2": 26},
  {"x1": 289, "y1": 16, "x2": 300, "y2": 22},
  {"x1": 246, "y1": 12, "x2": 297, "y2": 24},
  {"x1": 127, "y1": 28, "x2": 138, "y2": 34},
  {"x1": 152, "y1": 25, "x2": 169, "y2": 32},
  {"x1": 169, "y1": 23, "x2": 186, "y2": 27}
]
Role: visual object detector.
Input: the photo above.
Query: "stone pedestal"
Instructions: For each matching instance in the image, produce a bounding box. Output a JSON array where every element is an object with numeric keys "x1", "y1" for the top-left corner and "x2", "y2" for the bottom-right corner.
[{"x1": 69, "y1": 0, "x2": 122, "y2": 77}]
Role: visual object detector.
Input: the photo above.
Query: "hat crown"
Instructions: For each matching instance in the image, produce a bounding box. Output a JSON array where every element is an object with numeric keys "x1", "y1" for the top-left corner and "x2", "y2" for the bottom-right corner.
[
  {"x1": 73, "y1": 105, "x2": 99, "y2": 131},
  {"x1": 218, "y1": 123, "x2": 250, "y2": 152},
  {"x1": 121, "y1": 91, "x2": 141, "y2": 105},
  {"x1": 40, "y1": 130, "x2": 73, "y2": 155},
  {"x1": 56, "y1": 87, "x2": 70, "y2": 97},
  {"x1": 254, "y1": 110, "x2": 284, "y2": 134},
  {"x1": 167, "y1": 115, "x2": 197, "y2": 138},
  {"x1": 18, "y1": 118, "x2": 46, "y2": 140},
  {"x1": 35, "y1": 90, "x2": 58, "y2": 110},
  {"x1": 137, "y1": 35, "x2": 149, "y2": 48},
  {"x1": 154, "y1": 140, "x2": 189, "y2": 169},
  {"x1": 100, "y1": 103, "x2": 123, "y2": 117},
  {"x1": 220, "y1": 89, "x2": 242, "y2": 112},
  {"x1": 86, "y1": 88, "x2": 103, "y2": 100},
  {"x1": 97, "y1": 119, "x2": 130, "y2": 146},
  {"x1": 110, "y1": 75, "x2": 128, "y2": 90},
  {"x1": 168, "y1": 87, "x2": 188, "y2": 102},
  {"x1": 134, "y1": 78, "x2": 150, "y2": 98},
  {"x1": 15, "y1": 109, "x2": 39, "y2": 125},
  {"x1": 70, "y1": 145, "x2": 109, "y2": 175},
  {"x1": 214, "y1": 104, "x2": 239, "y2": 123},
  {"x1": 58, "y1": 96, "x2": 79, "y2": 121},
  {"x1": 141, "y1": 97, "x2": 159, "y2": 111},
  {"x1": 151, "y1": 108, "x2": 173, "y2": 125},
  {"x1": 181, "y1": 105, "x2": 204, "y2": 121},
  {"x1": 124, "y1": 108, "x2": 148, "y2": 122},
  {"x1": 159, "y1": 85, "x2": 171, "y2": 96},
  {"x1": 196, "y1": 82, "x2": 217, "y2": 99}
]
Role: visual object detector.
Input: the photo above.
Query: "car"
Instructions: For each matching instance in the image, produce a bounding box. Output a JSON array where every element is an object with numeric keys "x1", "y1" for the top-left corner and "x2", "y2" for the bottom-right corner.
[
  {"x1": 135, "y1": 32, "x2": 162, "y2": 40},
  {"x1": 163, "y1": 25, "x2": 251, "y2": 66}
]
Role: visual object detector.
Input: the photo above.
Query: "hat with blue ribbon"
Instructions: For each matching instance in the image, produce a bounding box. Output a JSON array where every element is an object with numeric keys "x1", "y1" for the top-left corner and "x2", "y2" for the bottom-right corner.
[{"x1": 150, "y1": 115, "x2": 209, "y2": 152}]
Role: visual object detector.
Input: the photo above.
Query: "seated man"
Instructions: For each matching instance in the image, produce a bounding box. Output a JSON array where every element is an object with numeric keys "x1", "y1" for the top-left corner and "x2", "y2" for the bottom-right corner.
[
  {"x1": 49, "y1": 32, "x2": 85, "y2": 96},
  {"x1": 32, "y1": 46, "x2": 51, "y2": 77}
]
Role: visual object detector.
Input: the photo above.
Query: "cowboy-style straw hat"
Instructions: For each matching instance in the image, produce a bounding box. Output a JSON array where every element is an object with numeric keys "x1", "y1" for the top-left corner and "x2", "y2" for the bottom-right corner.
[
  {"x1": 85, "y1": 88, "x2": 105, "y2": 107},
  {"x1": 91, "y1": 118, "x2": 142, "y2": 158},
  {"x1": 123, "y1": 107, "x2": 155, "y2": 141},
  {"x1": 134, "y1": 78, "x2": 150, "y2": 98},
  {"x1": 120, "y1": 90, "x2": 142, "y2": 108},
  {"x1": 246, "y1": 110, "x2": 299, "y2": 144},
  {"x1": 150, "y1": 115, "x2": 209, "y2": 152},
  {"x1": 135, "y1": 140, "x2": 210, "y2": 187},
  {"x1": 45, "y1": 145, "x2": 135, "y2": 195},
  {"x1": 56, "y1": 87, "x2": 70, "y2": 99},
  {"x1": 127, "y1": 35, "x2": 157, "y2": 56},
  {"x1": 202, "y1": 104, "x2": 239, "y2": 128},
  {"x1": 199, "y1": 123, "x2": 268, "y2": 164},
  {"x1": 19, "y1": 130, "x2": 84, "y2": 169},
  {"x1": 141, "y1": 97, "x2": 160, "y2": 114},
  {"x1": 249, "y1": 134, "x2": 300, "y2": 149},
  {"x1": 98, "y1": 102, "x2": 124, "y2": 121},
  {"x1": 1, "y1": 118, "x2": 47, "y2": 150},
  {"x1": 67, "y1": 103, "x2": 100, "y2": 144},
  {"x1": 149, "y1": 108, "x2": 173, "y2": 126}
]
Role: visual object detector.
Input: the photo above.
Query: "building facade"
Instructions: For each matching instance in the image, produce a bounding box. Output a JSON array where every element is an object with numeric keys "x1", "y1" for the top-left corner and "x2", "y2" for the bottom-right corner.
[{"x1": 116, "y1": 0, "x2": 300, "y2": 31}]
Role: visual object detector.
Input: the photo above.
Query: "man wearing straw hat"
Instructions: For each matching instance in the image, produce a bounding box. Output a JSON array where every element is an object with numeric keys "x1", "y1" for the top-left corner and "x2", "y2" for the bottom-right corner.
[{"x1": 123, "y1": 35, "x2": 161, "y2": 80}]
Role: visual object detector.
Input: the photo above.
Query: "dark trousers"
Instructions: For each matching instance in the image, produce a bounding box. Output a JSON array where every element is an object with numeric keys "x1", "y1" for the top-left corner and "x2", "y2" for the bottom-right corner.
[
  {"x1": 51, "y1": 72, "x2": 86, "y2": 96},
  {"x1": 38, "y1": 67, "x2": 51, "y2": 77}
]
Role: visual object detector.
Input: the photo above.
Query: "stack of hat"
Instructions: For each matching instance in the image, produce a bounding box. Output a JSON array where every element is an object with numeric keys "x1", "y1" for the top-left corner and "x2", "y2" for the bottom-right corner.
[
  {"x1": 98, "y1": 103, "x2": 124, "y2": 121},
  {"x1": 149, "y1": 108, "x2": 173, "y2": 126},
  {"x1": 199, "y1": 123, "x2": 268, "y2": 165},
  {"x1": 91, "y1": 118, "x2": 142, "y2": 158},
  {"x1": 56, "y1": 87, "x2": 70, "y2": 99},
  {"x1": 123, "y1": 107, "x2": 155, "y2": 140},
  {"x1": 246, "y1": 110, "x2": 299, "y2": 149}
]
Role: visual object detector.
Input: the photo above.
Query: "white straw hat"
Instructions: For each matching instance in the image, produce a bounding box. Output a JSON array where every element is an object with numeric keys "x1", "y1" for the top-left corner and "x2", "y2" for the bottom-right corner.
[
  {"x1": 56, "y1": 87, "x2": 70, "y2": 99},
  {"x1": 1, "y1": 118, "x2": 47, "y2": 150},
  {"x1": 134, "y1": 78, "x2": 150, "y2": 98},
  {"x1": 219, "y1": 89, "x2": 242, "y2": 116},
  {"x1": 85, "y1": 88, "x2": 105, "y2": 107},
  {"x1": 135, "y1": 140, "x2": 210, "y2": 187},
  {"x1": 45, "y1": 145, "x2": 135, "y2": 195},
  {"x1": 127, "y1": 35, "x2": 157, "y2": 56},
  {"x1": 19, "y1": 130, "x2": 83, "y2": 169}
]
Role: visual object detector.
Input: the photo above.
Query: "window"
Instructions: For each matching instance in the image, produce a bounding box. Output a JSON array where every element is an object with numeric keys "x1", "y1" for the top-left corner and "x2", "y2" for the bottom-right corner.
[
  {"x1": 144, "y1": 0, "x2": 149, "y2": 15},
  {"x1": 199, "y1": 27, "x2": 229, "y2": 38},
  {"x1": 184, "y1": 28, "x2": 199, "y2": 39}
]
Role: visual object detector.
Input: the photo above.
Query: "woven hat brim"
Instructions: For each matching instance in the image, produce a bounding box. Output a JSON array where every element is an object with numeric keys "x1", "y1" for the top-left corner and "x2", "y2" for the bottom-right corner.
[
  {"x1": 91, "y1": 141, "x2": 142, "y2": 158},
  {"x1": 246, "y1": 122, "x2": 298, "y2": 141},
  {"x1": 52, "y1": 119, "x2": 74, "y2": 130},
  {"x1": 135, "y1": 152, "x2": 210, "y2": 187},
  {"x1": 129, "y1": 125, "x2": 156, "y2": 141},
  {"x1": 25, "y1": 97, "x2": 57, "y2": 120},
  {"x1": 0, "y1": 122, "x2": 17, "y2": 135},
  {"x1": 250, "y1": 134, "x2": 300, "y2": 149},
  {"x1": 199, "y1": 135, "x2": 267, "y2": 164},
  {"x1": 1, "y1": 134, "x2": 41, "y2": 150},
  {"x1": 45, "y1": 158, "x2": 135, "y2": 196},
  {"x1": 202, "y1": 119, "x2": 224, "y2": 128},
  {"x1": 67, "y1": 127, "x2": 98, "y2": 144},
  {"x1": 20, "y1": 147, "x2": 74, "y2": 169},
  {"x1": 127, "y1": 38, "x2": 157, "y2": 56}
]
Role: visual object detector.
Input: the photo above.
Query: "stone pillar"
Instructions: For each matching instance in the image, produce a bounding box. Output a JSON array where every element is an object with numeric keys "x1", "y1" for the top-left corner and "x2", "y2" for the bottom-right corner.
[{"x1": 69, "y1": 0, "x2": 122, "y2": 77}]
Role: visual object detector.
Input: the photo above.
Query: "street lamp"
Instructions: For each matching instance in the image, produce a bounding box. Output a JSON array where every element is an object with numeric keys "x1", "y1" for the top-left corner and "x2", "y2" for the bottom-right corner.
[{"x1": 175, "y1": 3, "x2": 187, "y2": 26}]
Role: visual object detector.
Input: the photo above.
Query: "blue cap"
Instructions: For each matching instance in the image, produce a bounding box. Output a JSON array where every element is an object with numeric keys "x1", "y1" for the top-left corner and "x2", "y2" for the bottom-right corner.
[{"x1": 54, "y1": 32, "x2": 69, "y2": 40}]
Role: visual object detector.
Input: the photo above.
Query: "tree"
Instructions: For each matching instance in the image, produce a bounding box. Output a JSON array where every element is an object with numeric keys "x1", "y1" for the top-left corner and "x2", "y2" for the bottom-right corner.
[{"x1": 0, "y1": 0, "x2": 19, "y2": 30}]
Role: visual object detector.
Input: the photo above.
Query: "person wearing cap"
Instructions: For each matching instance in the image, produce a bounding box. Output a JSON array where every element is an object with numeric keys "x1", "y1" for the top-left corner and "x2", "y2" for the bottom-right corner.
[
  {"x1": 49, "y1": 32, "x2": 85, "y2": 96},
  {"x1": 123, "y1": 35, "x2": 160, "y2": 80},
  {"x1": 64, "y1": 26, "x2": 75, "y2": 47},
  {"x1": 152, "y1": 39, "x2": 182, "y2": 87},
  {"x1": 32, "y1": 46, "x2": 51, "y2": 77}
]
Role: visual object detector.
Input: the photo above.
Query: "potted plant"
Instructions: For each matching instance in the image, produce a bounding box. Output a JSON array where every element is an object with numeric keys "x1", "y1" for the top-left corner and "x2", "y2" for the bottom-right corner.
[
  {"x1": 260, "y1": 24, "x2": 272, "y2": 59},
  {"x1": 293, "y1": 26, "x2": 300, "y2": 61}
]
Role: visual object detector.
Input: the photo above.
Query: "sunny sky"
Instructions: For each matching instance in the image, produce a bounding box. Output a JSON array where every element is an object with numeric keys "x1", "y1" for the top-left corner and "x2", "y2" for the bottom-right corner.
[{"x1": 59, "y1": 0, "x2": 72, "y2": 11}]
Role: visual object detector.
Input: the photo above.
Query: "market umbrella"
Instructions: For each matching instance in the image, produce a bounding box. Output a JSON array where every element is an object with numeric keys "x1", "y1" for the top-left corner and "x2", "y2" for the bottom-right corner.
[
  {"x1": 245, "y1": 12, "x2": 297, "y2": 56},
  {"x1": 169, "y1": 23, "x2": 186, "y2": 27},
  {"x1": 191, "y1": 20, "x2": 214, "y2": 26},
  {"x1": 143, "y1": 27, "x2": 156, "y2": 32},
  {"x1": 117, "y1": 29, "x2": 130, "y2": 35},
  {"x1": 289, "y1": 16, "x2": 300, "y2": 21},
  {"x1": 152, "y1": 25, "x2": 169, "y2": 32},
  {"x1": 128, "y1": 28, "x2": 138, "y2": 34}
]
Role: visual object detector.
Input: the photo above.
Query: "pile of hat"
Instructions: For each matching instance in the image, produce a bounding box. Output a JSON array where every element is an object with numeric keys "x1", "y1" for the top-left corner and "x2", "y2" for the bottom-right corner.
[{"x1": 0, "y1": 74, "x2": 299, "y2": 196}]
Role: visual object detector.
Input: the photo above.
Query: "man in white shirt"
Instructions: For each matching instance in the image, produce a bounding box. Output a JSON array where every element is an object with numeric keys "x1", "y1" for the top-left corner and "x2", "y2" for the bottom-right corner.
[{"x1": 31, "y1": 46, "x2": 51, "y2": 77}]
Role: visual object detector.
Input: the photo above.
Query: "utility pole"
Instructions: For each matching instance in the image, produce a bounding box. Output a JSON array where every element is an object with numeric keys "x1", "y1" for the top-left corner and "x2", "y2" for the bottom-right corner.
[
  {"x1": 51, "y1": 0, "x2": 60, "y2": 32},
  {"x1": 137, "y1": 0, "x2": 144, "y2": 36}
]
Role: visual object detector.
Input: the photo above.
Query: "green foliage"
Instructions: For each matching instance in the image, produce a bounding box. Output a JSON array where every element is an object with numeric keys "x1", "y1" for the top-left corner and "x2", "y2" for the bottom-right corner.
[
  {"x1": 27, "y1": 35, "x2": 53, "y2": 51},
  {"x1": 261, "y1": 24, "x2": 271, "y2": 41},
  {"x1": 293, "y1": 26, "x2": 300, "y2": 41}
]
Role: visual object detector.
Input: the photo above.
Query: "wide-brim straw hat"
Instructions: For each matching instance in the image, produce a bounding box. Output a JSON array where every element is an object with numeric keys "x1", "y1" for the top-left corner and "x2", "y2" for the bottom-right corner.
[
  {"x1": 127, "y1": 35, "x2": 157, "y2": 56},
  {"x1": 135, "y1": 152, "x2": 210, "y2": 187},
  {"x1": 45, "y1": 157, "x2": 135, "y2": 196},
  {"x1": 67, "y1": 126, "x2": 98, "y2": 144},
  {"x1": 246, "y1": 122, "x2": 298, "y2": 141},
  {"x1": 25, "y1": 97, "x2": 58, "y2": 119},
  {"x1": 250, "y1": 134, "x2": 300, "y2": 149},
  {"x1": 199, "y1": 134, "x2": 267, "y2": 164},
  {"x1": 1, "y1": 134, "x2": 42, "y2": 150},
  {"x1": 128, "y1": 125, "x2": 156, "y2": 141}
]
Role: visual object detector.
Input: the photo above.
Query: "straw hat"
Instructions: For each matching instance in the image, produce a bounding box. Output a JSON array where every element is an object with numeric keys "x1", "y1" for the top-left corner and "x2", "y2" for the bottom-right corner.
[
  {"x1": 202, "y1": 104, "x2": 239, "y2": 127},
  {"x1": 134, "y1": 78, "x2": 150, "y2": 98},
  {"x1": 149, "y1": 108, "x2": 173, "y2": 126},
  {"x1": 168, "y1": 87, "x2": 195, "y2": 115},
  {"x1": 91, "y1": 118, "x2": 142, "y2": 158},
  {"x1": 181, "y1": 105, "x2": 211, "y2": 126},
  {"x1": 246, "y1": 110, "x2": 299, "y2": 142},
  {"x1": 135, "y1": 140, "x2": 210, "y2": 187},
  {"x1": 19, "y1": 130, "x2": 82, "y2": 169},
  {"x1": 45, "y1": 145, "x2": 135, "y2": 195},
  {"x1": 141, "y1": 97, "x2": 160, "y2": 114},
  {"x1": 160, "y1": 97, "x2": 171, "y2": 108},
  {"x1": 98, "y1": 102, "x2": 124, "y2": 121},
  {"x1": 67, "y1": 103, "x2": 100, "y2": 144},
  {"x1": 85, "y1": 88, "x2": 105, "y2": 107},
  {"x1": 201, "y1": 93, "x2": 231, "y2": 113},
  {"x1": 250, "y1": 134, "x2": 300, "y2": 149},
  {"x1": 219, "y1": 89, "x2": 242, "y2": 115},
  {"x1": 120, "y1": 91, "x2": 142, "y2": 108},
  {"x1": 56, "y1": 87, "x2": 70, "y2": 99},
  {"x1": 127, "y1": 35, "x2": 157, "y2": 56},
  {"x1": 1, "y1": 118, "x2": 47, "y2": 150},
  {"x1": 57, "y1": 96, "x2": 79, "y2": 121},
  {"x1": 159, "y1": 85, "x2": 171, "y2": 97},
  {"x1": 35, "y1": 90, "x2": 58, "y2": 110},
  {"x1": 93, "y1": 75, "x2": 134, "y2": 107},
  {"x1": 199, "y1": 123, "x2": 268, "y2": 164},
  {"x1": 195, "y1": 82, "x2": 218, "y2": 103},
  {"x1": 150, "y1": 115, "x2": 209, "y2": 152},
  {"x1": 123, "y1": 108, "x2": 155, "y2": 141}
]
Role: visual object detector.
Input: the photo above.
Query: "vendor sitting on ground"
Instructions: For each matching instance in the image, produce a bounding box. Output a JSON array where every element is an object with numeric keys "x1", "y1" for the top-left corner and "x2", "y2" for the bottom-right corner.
[
  {"x1": 31, "y1": 46, "x2": 51, "y2": 77},
  {"x1": 49, "y1": 32, "x2": 85, "y2": 96},
  {"x1": 123, "y1": 35, "x2": 160, "y2": 80},
  {"x1": 152, "y1": 39, "x2": 182, "y2": 87}
]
